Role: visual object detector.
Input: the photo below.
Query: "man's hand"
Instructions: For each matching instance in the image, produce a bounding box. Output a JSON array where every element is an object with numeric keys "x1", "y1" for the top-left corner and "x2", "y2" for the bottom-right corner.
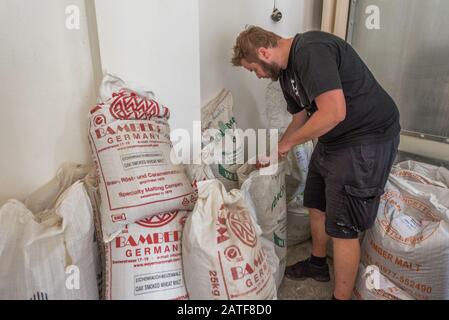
[
  {"x1": 277, "y1": 111, "x2": 308, "y2": 161},
  {"x1": 277, "y1": 139, "x2": 293, "y2": 161},
  {"x1": 279, "y1": 89, "x2": 346, "y2": 149}
]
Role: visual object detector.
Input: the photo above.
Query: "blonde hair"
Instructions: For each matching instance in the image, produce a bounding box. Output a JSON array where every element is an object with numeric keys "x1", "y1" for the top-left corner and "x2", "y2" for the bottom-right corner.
[{"x1": 231, "y1": 25, "x2": 281, "y2": 66}]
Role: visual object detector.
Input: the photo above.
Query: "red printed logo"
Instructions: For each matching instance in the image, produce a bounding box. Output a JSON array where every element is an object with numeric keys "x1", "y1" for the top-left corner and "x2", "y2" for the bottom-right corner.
[
  {"x1": 136, "y1": 211, "x2": 178, "y2": 228},
  {"x1": 379, "y1": 191, "x2": 438, "y2": 245},
  {"x1": 112, "y1": 213, "x2": 126, "y2": 223},
  {"x1": 191, "y1": 179, "x2": 198, "y2": 191},
  {"x1": 109, "y1": 90, "x2": 169, "y2": 120},
  {"x1": 90, "y1": 104, "x2": 104, "y2": 115},
  {"x1": 182, "y1": 197, "x2": 190, "y2": 206},
  {"x1": 224, "y1": 245, "x2": 243, "y2": 262},
  {"x1": 228, "y1": 208, "x2": 257, "y2": 248},
  {"x1": 179, "y1": 215, "x2": 187, "y2": 227},
  {"x1": 93, "y1": 114, "x2": 106, "y2": 127}
]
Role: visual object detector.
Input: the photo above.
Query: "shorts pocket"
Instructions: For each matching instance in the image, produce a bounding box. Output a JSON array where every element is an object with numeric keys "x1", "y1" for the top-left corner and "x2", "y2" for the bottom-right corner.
[{"x1": 343, "y1": 185, "x2": 384, "y2": 232}]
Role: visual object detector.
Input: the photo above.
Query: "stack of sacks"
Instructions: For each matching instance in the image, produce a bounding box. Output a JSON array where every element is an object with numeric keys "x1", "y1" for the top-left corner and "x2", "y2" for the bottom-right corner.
[
  {"x1": 88, "y1": 74, "x2": 196, "y2": 300},
  {"x1": 353, "y1": 264, "x2": 415, "y2": 300},
  {"x1": 83, "y1": 169, "x2": 106, "y2": 298},
  {"x1": 0, "y1": 164, "x2": 100, "y2": 300},
  {"x1": 285, "y1": 142, "x2": 314, "y2": 246},
  {"x1": 102, "y1": 210, "x2": 189, "y2": 300},
  {"x1": 184, "y1": 162, "x2": 215, "y2": 192},
  {"x1": 88, "y1": 74, "x2": 196, "y2": 242},
  {"x1": 237, "y1": 159, "x2": 288, "y2": 288},
  {"x1": 266, "y1": 81, "x2": 314, "y2": 246},
  {"x1": 182, "y1": 180, "x2": 277, "y2": 300},
  {"x1": 201, "y1": 89, "x2": 244, "y2": 191},
  {"x1": 359, "y1": 161, "x2": 449, "y2": 300},
  {"x1": 86, "y1": 167, "x2": 190, "y2": 300}
]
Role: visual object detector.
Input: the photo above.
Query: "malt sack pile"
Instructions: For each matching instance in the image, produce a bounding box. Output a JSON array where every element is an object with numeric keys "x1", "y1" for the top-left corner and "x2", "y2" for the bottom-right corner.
[
  {"x1": 182, "y1": 180, "x2": 277, "y2": 300},
  {"x1": 84, "y1": 168, "x2": 188, "y2": 300},
  {"x1": 286, "y1": 142, "x2": 314, "y2": 212},
  {"x1": 237, "y1": 160, "x2": 287, "y2": 288},
  {"x1": 353, "y1": 264, "x2": 415, "y2": 300},
  {"x1": 361, "y1": 161, "x2": 449, "y2": 300},
  {"x1": 83, "y1": 169, "x2": 107, "y2": 298},
  {"x1": 285, "y1": 142, "x2": 314, "y2": 246},
  {"x1": 265, "y1": 81, "x2": 292, "y2": 133},
  {"x1": 266, "y1": 81, "x2": 314, "y2": 246},
  {"x1": 184, "y1": 163, "x2": 215, "y2": 192},
  {"x1": 88, "y1": 74, "x2": 195, "y2": 242},
  {"x1": 103, "y1": 211, "x2": 189, "y2": 300},
  {"x1": 201, "y1": 89, "x2": 244, "y2": 191},
  {"x1": 0, "y1": 165, "x2": 99, "y2": 300}
]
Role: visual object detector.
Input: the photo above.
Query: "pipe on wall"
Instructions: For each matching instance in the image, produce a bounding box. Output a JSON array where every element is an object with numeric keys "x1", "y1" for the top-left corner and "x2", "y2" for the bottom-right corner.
[{"x1": 321, "y1": 0, "x2": 350, "y2": 39}]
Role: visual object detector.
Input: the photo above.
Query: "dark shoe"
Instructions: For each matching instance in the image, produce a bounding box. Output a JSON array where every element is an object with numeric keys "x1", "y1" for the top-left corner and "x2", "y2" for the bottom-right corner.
[{"x1": 285, "y1": 258, "x2": 330, "y2": 282}]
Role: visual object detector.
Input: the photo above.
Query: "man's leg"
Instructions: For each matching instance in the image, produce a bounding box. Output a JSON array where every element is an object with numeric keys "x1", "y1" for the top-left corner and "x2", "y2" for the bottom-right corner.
[
  {"x1": 285, "y1": 143, "x2": 331, "y2": 282},
  {"x1": 284, "y1": 208, "x2": 331, "y2": 282},
  {"x1": 332, "y1": 238, "x2": 360, "y2": 300},
  {"x1": 310, "y1": 208, "x2": 330, "y2": 258},
  {"x1": 327, "y1": 136, "x2": 400, "y2": 299}
]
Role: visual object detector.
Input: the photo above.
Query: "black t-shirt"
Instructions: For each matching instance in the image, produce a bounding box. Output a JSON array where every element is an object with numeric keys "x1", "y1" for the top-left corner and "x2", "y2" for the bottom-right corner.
[{"x1": 279, "y1": 31, "x2": 400, "y2": 149}]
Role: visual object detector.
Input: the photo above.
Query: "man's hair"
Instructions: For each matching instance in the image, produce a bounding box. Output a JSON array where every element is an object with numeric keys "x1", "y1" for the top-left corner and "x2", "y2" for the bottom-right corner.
[{"x1": 231, "y1": 25, "x2": 281, "y2": 66}]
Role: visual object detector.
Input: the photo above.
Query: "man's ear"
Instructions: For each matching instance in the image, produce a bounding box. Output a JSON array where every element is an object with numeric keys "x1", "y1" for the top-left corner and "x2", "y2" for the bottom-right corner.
[{"x1": 257, "y1": 47, "x2": 270, "y2": 61}]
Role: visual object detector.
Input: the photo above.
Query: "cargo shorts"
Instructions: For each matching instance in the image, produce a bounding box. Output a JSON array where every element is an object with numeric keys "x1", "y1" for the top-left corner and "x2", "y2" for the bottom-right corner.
[{"x1": 303, "y1": 135, "x2": 400, "y2": 239}]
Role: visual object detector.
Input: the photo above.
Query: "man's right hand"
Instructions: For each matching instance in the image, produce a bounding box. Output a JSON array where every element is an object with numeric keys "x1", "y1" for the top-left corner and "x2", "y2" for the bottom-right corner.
[{"x1": 277, "y1": 139, "x2": 292, "y2": 161}]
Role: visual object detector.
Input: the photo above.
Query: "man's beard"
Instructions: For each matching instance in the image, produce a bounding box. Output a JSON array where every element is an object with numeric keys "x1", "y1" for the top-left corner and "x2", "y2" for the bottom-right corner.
[{"x1": 258, "y1": 59, "x2": 282, "y2": 81}]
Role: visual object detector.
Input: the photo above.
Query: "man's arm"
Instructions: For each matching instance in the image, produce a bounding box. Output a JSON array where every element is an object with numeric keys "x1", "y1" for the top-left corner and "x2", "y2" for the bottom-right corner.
[
  {"x1": 278, "y1": 89, "x2": 346, "y2": 155},
  {"x1": 281, "y1": 110, "x2": 308, "y2": 141}
]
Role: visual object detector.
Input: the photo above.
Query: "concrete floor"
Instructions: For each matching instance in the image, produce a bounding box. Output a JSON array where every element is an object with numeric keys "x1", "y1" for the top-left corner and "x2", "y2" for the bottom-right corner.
[{"x1": 278, "y1": 241, "x2": 335, "y2": 300}]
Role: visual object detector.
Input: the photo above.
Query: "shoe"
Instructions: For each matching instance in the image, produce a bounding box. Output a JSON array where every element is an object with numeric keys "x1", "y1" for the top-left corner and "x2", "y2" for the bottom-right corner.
[{"x1": 285, "y1": 258, "x2": 330, "y2": 282}]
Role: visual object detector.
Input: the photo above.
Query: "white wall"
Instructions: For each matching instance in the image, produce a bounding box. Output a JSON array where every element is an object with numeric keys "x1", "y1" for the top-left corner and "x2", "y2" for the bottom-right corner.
[
  {"x1": 94, "y1": 0, "x2": 201, "y2": 135},
  {"x1": 199, "y1": 0, "x2": 323, "y2": 130},
  {"x1": 1, "y1": 0, "x2": 446, "y2": 204},
  {"x1": 0, "y1": 0, "x2": 98, "y2": 202},
  {"x1": 0, "y1": 0, "x2": 323, "y2": 202}
]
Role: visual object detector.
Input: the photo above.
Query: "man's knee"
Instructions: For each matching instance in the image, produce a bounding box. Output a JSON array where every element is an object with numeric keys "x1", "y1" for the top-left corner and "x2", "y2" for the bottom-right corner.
[{"x1": 309, "y1": 208, "x2": 326, "y2": 221}]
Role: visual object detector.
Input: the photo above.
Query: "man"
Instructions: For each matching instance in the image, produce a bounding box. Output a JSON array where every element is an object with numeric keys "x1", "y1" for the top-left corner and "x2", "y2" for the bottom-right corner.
[{"x1": 231, "y1": 26, "x2": 400, "y2": 300}]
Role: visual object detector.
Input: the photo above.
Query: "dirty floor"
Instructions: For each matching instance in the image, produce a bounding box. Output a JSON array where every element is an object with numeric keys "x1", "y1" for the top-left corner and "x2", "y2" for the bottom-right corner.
[{"x1": 278, "y1": 241, "x2": 334, "y2": 300}]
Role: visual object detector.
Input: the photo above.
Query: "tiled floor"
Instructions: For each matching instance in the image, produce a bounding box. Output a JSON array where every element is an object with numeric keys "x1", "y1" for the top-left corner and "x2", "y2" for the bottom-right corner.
[{"x1": 278, "y1": 241, "x2": 334, "y2": 300}]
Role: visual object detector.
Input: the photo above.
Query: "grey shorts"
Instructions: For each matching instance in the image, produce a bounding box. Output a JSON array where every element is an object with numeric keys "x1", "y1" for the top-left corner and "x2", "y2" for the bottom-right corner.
[{"x1": 303, "y1": 135, "x2": 400, "y2": 239}]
